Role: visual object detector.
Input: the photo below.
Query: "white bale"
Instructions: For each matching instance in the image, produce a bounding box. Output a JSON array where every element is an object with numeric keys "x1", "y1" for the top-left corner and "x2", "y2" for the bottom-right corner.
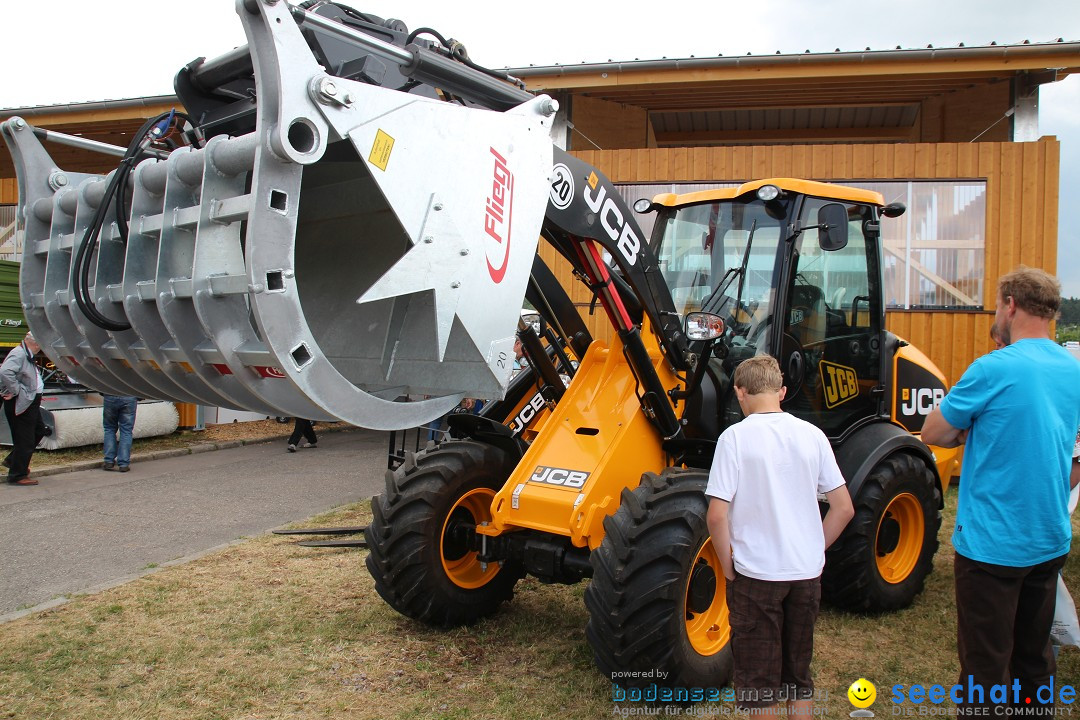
[{"x1": 39, "y1": 400, "x2": 179, "y2": 451}]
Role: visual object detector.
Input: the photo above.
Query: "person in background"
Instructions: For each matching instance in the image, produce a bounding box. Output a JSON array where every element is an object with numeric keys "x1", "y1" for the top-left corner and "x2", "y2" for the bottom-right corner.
[
  {"x1": 102, "y1": 395, "x2": 138, "y2": 472},
  {"x1": 512, "y1": 338, "x2": 528, "y2": 375},
  {"x1": 989, "y1": 323, "x2": 1006, "y2": 351},
  {"x1": 923, "y1": 266, "x2": 1080, "y2": 709},
  {"x1": 0, "y1": 332, "x2": 48, "y2": 486},
  {"x1": 287, "y1": 418, "x2": 317, "y2": 453}
]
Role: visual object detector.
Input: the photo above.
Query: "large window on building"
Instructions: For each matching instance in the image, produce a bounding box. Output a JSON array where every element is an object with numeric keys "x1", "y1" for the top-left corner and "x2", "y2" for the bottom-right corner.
[
  {"x1": 860, "y1": 181, "x2": 986, "y2": 310},
  {"x1": 616, "y1": 180, "x2": 987, "y2": 311},
  {"x1": 0, "y1": 205, "x2": 18, "y2": 262}
]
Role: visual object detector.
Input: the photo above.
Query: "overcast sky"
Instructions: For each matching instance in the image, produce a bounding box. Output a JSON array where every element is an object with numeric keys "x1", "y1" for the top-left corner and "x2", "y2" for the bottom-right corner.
[{"x1": 2, "y1": 0, "x2": 1078, "y2": 293}]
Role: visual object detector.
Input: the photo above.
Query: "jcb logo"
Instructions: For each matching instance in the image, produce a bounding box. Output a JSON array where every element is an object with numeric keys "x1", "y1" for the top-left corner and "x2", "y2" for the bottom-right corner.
[
  {"x1": 820, "y1": 360, "x2": 859, "y2": 409},
  {"x1": 900, "y1": 387, "x2": 944, "y2": 416},
  {"x1": 508, "y1": 391, "x2": 547, "y2": 436},
  {"x1": 530, "y1": 465, "x2": 590, "y2": 489},
  {"x1": 582, "y1": 172, "x2": 640, "y2": 266}
]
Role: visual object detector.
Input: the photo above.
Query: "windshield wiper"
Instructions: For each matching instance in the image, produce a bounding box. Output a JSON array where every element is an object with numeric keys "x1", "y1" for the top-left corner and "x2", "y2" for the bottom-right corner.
[{"x1": 701, "y1": 219, "x2": 757, "y2": 318}]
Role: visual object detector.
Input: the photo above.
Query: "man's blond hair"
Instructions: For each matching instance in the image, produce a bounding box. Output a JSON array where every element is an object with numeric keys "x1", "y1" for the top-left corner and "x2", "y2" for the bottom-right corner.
[
  {"x1": 733, "y1": 355, "x2": 783, "y2": 395},
  {"x1": 998, "y1": 265, "x2": 1061, "y2": 320}
]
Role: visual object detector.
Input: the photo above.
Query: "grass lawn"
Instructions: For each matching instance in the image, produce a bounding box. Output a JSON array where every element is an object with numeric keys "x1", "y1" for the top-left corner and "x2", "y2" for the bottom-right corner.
[{"x1": 0, "y1": 492, "x2": 1077, "y2": 719}]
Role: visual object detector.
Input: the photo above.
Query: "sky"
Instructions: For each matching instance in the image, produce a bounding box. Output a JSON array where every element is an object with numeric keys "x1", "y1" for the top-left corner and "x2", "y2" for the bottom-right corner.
[{"x1": 2, "y1": 0, "x2": 1079, "y2": 292}]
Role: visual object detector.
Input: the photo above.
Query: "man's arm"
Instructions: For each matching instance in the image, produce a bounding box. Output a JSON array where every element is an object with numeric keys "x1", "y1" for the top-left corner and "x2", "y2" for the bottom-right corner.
[
  {"x1": 706, "y1": 498, "x2": 735, "y2": 581},
  {"x1": 0, "y1": 352, "x2": 20, "y2": 400},
  {"x1": 1071, "y1": 458, "x2": 1080, "y2": 491},
  {"x1": 921, "y1": 407, "x2": 965, "y2": 448},
  {"x1": 822, "y1": 485, "x2": 855, "y2": 549}
]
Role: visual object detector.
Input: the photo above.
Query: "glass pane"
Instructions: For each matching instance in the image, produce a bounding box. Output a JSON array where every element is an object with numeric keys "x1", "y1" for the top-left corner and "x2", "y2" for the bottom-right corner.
[
  {"x1": 852, "y1": 180, "x2": 986, "y2": 310},
  {"x1": 618, "y1": 180, "x2": 987, "y2": 311},
  {"x1": 653, "y1": 198, "x2": 784, "y2": 359},
  {"x1": 0, "y1": 205, "x2": 18, "y2": 262}
]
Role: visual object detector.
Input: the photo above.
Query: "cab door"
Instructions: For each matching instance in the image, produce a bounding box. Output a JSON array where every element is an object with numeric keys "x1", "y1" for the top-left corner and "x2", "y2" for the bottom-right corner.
[{"x1": 779, "y1": 200, "x2": 884, "y2": 437}]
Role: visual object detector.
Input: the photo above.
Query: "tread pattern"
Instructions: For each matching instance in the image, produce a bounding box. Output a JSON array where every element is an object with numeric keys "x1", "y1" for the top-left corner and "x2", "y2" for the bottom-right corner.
[
  {"x1": 365, "y1": 440, "x2": 523, "y2": 627},
  {"x1": 823, "y1": 452, "x2": 942, "y2": 612},
  {"x1": 585, "y1": 468, "x2": 733, "y2": 688}
]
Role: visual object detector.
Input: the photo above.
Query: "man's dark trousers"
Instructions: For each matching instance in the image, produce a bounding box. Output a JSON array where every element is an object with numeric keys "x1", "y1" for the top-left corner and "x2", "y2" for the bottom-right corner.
[
  {"x1": 955, "y1": 551, "x2": 1069, "y2": 709},
  {"x1": 5, "y1": 393, "x2": 45, "y2": 481}
]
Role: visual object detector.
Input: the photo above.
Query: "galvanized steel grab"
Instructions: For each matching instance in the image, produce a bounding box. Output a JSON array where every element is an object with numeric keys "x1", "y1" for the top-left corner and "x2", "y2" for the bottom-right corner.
[{"x1": 0, "y1": 0, "x2": 561, "y2": 429}]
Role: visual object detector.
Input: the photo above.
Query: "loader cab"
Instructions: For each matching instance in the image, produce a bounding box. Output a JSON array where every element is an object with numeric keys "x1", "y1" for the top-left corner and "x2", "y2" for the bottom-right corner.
[{"x1": 650, "y1": 180, "x2": 888, "y2": 439}]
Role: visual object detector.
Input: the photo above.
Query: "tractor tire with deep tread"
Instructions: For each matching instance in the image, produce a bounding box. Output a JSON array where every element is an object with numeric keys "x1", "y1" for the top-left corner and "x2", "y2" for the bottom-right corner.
[
  {"x1": 365, "y1": 440, "x2": 525, "y2": 627},
  {"x1": 823, "y1": 452, "x2": 941, "y2": 612},
  {"x1": 585, "y1": 468, "x2": 733, "y2": 688}
]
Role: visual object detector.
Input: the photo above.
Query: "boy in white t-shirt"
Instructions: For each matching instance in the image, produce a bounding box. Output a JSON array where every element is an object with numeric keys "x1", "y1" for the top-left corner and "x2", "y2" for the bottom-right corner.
[{"x1": 705, "y1": 355, "x2": 854, "y2": 715}]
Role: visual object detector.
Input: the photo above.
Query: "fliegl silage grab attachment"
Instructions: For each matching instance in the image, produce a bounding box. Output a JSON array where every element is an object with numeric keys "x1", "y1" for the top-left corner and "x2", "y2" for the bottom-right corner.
[{"x1": 1, "y1": 0, "x2": 560, "y2": 429}]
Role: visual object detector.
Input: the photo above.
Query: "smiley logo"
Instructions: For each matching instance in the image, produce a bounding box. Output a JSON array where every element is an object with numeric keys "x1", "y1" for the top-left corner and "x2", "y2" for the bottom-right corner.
[{"x1": 848, "y1": 678, "x2": 876, "y2": 709}]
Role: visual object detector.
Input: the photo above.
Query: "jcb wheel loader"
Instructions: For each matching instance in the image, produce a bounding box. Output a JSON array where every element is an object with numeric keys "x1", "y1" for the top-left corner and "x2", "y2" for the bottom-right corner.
[{"x1": 1, "y1": 1, "x2": 960, "y2": 688}]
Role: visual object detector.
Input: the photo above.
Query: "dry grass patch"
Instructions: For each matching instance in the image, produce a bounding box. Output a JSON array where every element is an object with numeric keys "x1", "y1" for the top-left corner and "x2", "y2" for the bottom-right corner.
[{"x1": 0, "y1": 495, "x2": 1077, "y2": 719}]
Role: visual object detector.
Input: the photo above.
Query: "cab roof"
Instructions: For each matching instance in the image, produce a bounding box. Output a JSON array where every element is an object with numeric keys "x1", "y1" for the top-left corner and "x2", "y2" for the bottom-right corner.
[{"x1": 650, "y1": 178, "x2": 886, "y2": 208}]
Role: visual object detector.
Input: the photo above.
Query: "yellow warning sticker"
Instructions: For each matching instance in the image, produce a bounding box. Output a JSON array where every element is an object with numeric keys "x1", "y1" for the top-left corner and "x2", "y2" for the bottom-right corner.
[{"x1": 368, "y1": 129, "x2": 395, "y2": 171}]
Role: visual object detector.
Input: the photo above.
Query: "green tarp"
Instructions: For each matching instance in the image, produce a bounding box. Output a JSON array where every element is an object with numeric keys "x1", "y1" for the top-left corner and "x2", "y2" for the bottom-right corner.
[{"x1": 0, "y1": 260, "x2": 26, "y2": 349}]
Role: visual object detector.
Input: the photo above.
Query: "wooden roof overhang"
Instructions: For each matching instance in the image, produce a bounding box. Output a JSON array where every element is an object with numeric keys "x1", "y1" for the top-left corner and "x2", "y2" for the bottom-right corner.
[{"x1": 509, "y1": 42, "x2": 1080, "y2": 110}]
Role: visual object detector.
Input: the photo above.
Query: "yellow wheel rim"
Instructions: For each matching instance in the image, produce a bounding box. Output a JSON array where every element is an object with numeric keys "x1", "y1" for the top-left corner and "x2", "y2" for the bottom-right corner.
[
  {"x1": 875, "y1": 492, "x2": 924, "y2": 584},
  {"x1": 440, "y1": 488, "x2": 500, "y2": 589},
  {"x1": 684, "y1": 540, "x2": 730, "y2": 656}
]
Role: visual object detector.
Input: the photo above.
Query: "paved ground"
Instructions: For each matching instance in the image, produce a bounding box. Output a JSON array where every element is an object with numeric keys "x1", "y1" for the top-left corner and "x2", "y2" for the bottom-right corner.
[{"x1": 0, "y1": 428, "x2": 395, "y2": 619}]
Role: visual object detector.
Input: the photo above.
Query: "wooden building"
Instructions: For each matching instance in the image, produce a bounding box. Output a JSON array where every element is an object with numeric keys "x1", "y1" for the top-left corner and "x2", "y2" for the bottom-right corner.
[
  {"x1": 517, "y1": 41, "x2": 1080, "y2": 383},
  {"x1": 2, "y1": 40, "x2": 1079, "y2": 384}
]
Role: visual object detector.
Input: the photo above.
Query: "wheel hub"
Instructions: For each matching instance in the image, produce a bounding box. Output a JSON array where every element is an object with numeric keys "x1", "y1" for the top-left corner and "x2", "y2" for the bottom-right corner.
[
  {"x1": 687, "y1": 559, "x2": 716, "y2": 615},
  {"x1": 442, "y1": 511, "x2": 474, "y2": 561},
  {"x1": 877, "y1": 514, "x2": 901, "y2": 556}
]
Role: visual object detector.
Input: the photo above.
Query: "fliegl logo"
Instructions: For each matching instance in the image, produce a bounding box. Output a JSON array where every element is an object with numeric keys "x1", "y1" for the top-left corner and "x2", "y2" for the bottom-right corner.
[
  {"x1": 820, "y1": 360, "x2": 860, "y2": 409},
  {"x1": 582, "y1": 171, "x2": 641, "y2": 266},
  {"x1": 484, "y1": 147, "x2": 514, "y2": 284}
]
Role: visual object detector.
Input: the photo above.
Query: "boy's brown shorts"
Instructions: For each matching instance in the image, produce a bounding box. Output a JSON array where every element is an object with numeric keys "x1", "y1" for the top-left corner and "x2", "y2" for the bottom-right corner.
[{"x1": 725, "y1": 572, "x2": 821, "y2": 709}]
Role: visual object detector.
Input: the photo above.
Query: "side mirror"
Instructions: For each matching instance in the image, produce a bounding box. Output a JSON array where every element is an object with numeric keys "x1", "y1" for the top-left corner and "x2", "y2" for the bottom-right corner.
[
  {"x1": 685, "y1": 312, "x2": 725, "y2": 341},
  {"x1": 817, "y1": 203, "x2": 849, "y2": 251},
  {"x1": 882, "y1": 202, "x2": 906, "y2": 218}
]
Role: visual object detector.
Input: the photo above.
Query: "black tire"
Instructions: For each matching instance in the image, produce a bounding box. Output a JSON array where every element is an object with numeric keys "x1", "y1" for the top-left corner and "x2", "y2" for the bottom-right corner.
[
  {"x1": 365, "y1": 440, "x2": 525, "y2": 627},
  {"x1": 585, "y1": 469, "x2": 734, "y2": 688},
  {"x1": 823, "y1": 453, "x2": 941, "y2": 612}
]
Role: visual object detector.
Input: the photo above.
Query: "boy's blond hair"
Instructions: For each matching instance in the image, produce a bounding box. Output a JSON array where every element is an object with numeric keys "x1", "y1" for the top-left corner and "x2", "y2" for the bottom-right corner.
[
  {"x1": 998, "y1": 265, "x2": 1061, "y2": 320},
  {"x1": 733, "y1": 355, "x2": 783, "y2": 395}
]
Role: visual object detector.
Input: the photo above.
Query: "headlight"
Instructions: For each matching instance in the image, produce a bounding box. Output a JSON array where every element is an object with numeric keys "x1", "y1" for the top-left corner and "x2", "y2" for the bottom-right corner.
[{"x1": 684, "y1": 312, "x2": 725, "y2": 341}]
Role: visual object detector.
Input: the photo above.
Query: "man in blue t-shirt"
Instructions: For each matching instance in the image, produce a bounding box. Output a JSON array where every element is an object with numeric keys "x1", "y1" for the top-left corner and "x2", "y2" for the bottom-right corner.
[{"x1": 924, "y1": 266, "x2": 1080, "y2": 707}]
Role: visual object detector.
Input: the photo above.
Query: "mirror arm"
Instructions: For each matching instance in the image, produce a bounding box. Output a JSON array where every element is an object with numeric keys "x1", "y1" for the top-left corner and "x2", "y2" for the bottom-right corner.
[{"x1": 669, "y1": 341, "x2": 714, "y2": 403}]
